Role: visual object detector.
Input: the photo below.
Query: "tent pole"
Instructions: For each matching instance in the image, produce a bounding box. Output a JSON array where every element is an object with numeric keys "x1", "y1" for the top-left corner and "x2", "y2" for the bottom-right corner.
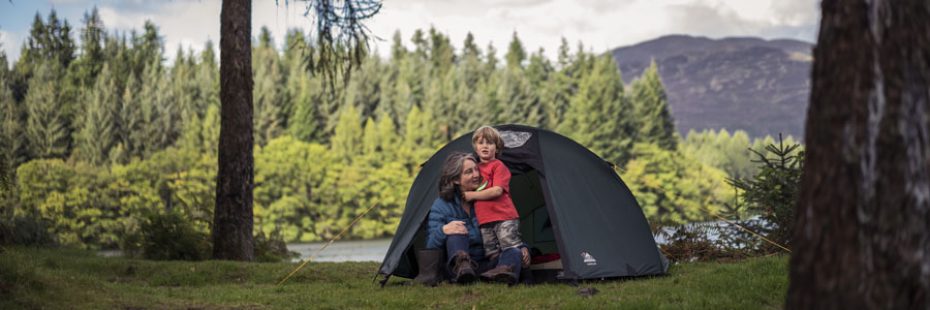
[
  {"x1": 276, "y1": 203, "x2": 382, "y2": 286},
  {"x1": 712, "y1": 214, "x2": 792, "y2": 253}
]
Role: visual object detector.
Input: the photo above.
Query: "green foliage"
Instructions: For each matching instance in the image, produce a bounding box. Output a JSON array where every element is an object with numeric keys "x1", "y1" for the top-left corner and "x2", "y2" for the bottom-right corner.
[
  {"x1": 631, "y1": 60, "x2": 677, "y2": 150},
  {"x1": 4, "y1": 12, "x2": 762, "y2": 251},
  {"x1": 0, "y1": 70, "x2": 22, "y2": 187},
  {"x1": 140, "y1": 209, "x2": 210, "y2": 261},
  {"x1": 75, "y1": 63, "x2": 117, "y2": 165},
  {"x1": 253, "y1": 227, "x2": 298, "y2": 262},
  {"x1": 505, "y1": 32, "x2": 526, "y2": 69},
  {"x1": 683, "y1": 129, "x2": 801, "y2": 182},
  {"x1": 254, "y1": 31, "x2": 287, "y2": 146},
  {"x1": 622, "y1": 143, "x2": 733, "y2": 225},
  {"x1": 728, "y1": 135, "x2": 803, "y2": 245},
  {"x1": 24, "y1": 61, "x2": 69, "y2": 159},
  {"x1": 558, "y1": 54, "x2": 634, "y2": 166},
  {"x1": 0, "y1": 215, "x2": 57, "y2": 246}
]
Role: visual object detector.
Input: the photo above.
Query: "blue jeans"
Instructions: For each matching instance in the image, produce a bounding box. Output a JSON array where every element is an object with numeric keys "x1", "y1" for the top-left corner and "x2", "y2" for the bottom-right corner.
[{"x1": 445, "y1": 235, "x2": 523, "y2": 279}]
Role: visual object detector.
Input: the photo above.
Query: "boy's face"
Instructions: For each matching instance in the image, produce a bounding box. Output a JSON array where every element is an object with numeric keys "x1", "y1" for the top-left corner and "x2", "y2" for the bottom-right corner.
[{"x1": 474, "y1": 137, "x2": 497, "y2": 162}]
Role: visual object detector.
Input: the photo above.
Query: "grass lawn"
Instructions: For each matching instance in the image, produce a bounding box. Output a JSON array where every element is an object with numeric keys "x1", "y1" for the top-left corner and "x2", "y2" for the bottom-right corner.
[{"x1": 0, "y1": 246, "x2": 787, "y2": 309}]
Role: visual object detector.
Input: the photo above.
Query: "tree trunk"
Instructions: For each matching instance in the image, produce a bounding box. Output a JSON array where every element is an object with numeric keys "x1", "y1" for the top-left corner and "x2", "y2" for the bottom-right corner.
[
  {"x1": 788, "y1": 0, "x2": 930, "y2": 308},
  {"x1": 213, "y1": 0, "x2": 254, "y2": 261}
]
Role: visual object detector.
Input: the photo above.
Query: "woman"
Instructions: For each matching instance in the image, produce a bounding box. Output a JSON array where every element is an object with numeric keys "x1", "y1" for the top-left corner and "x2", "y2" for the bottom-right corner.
[{"x1": 425, "y1": 152, "x2": 529, "y2": 284}]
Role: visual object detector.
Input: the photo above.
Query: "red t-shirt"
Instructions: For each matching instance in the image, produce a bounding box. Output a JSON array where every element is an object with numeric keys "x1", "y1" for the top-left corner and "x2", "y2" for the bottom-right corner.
[{"x1": 474, "y1": 159, "x2": 520, "y2": 225}]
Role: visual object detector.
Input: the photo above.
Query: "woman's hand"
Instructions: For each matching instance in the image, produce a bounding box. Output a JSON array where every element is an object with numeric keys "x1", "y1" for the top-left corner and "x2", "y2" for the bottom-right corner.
[
  {"x1": 442, "y1": 221, "x2": 468, "y2": 235},
  {"x1": 521, "y1": 247, "x2": 530, "y2": 267}
]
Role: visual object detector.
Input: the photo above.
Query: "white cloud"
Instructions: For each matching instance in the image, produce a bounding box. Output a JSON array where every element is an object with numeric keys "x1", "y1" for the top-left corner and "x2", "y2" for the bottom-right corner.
[
  {"x1": 364, "y1": 0, "x2": 817, "y2": 60},
  {"x1": 0, "y1": 30, "x2": 19, "y2": 63},
  {"x1": 1, "y1": 0, "x2": 819, "y2": 64},
  {"x1": 97, "y1": 1, "x2": 221, "y2": 61}
]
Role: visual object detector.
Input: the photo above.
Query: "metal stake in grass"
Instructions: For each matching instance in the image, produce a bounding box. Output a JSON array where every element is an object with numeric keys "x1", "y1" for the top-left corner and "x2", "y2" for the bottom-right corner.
[{"x1": 276, "y1": 203, "x2": 381, "y2": 285}]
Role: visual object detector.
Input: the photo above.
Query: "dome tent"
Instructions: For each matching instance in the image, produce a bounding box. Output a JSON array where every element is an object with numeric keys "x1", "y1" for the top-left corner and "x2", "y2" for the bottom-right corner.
[{"x1": 377, "y1": 124, "x2": 668, "y2": 283}]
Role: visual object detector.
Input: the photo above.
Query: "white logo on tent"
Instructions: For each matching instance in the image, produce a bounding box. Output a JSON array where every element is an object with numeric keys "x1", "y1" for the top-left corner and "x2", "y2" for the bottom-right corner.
[
  {"x1": 500, "y1": 131, "x2": 531, "y2": 148},
  {"x1": 581, "y1": 251, "x2": 597, "y2": 266}
]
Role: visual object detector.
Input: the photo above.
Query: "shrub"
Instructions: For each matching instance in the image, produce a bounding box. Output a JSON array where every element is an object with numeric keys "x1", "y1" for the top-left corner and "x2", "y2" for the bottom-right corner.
[
  {"x1": 0, "y1": 215, "x2": 56, "y2": 246},
  {"x1": 254, "y1": 227, "x2": 298, "y2": 263},
  {"x1": 139, "y1": 210, "x2": 210, "y2": 261}
]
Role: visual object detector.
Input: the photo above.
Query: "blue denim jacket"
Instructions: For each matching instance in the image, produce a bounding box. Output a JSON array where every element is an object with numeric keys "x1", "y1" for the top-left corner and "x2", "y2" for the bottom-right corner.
[{"x1": 426, "y1": 196, "x2": 485, "y2": 259}]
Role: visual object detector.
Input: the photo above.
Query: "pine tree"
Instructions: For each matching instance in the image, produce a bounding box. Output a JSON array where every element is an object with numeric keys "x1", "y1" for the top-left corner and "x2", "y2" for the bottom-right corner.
[
  {"x1": 0, "y1": 65, "x2": 22, "y2": 181},
  {"x1": 171, "y1": 47, "x2": 199, "y2": 134},
  {"x1": 288, "y1": 71, "x2": 322, "y2": 142},
  {"x1": 411, "y1": 29, "x2": 428, "y2": 62},
  {"x1": 398, "y1": 105, "x2": 429, "y2": 168},
  {"x1": 283, "y1": 29, "x2": 308, "y2": 122},
  {"x1": 201, "y1": 104, "x2": 220, "y2": 155},
  {"x1": 131, "y1": 21, "x2": 163, "y2": 77},
  {"x1": 485, "y1": 43, "x2": 499, "y2": 73},
  {"x1": 465, "y1": 69, "x2": 499, "y2": 131},
  {"x1": 453, "y1": 39, "x2": 487, "y2": 136},
  {"x1": 544, "y1": 38, "x2": 579, "y2": 130},
  {"x1": 558, "y1": 55, "x2": 634, "y2": 165},
  {"x1": 331, "y1": 105, "x2": 362, "y2": 163},
  {"x1": 505, "y1": 32, "x2": 526, "y2": 70},
  {"x1": 496, "y1": 66, "x2": 538, "y2": 125},
  {"x1": 76, "y1": 64, "x2": 117, "y2": 165},
  {"x1": 523, "y1": 49, "x2": 551, "y2": 126},
  {"x1": 72, "y1": 7, "x2": 106, "y2": 89},
  {"x1": 375, "y1": 112, "x2": 398, "y2": 161},
  {"x1": 361, "y1": 117, "x2": 379, "y2": 156},
  {"x1": 136, "y1": 58, "x2": 167, "y2": 157},
  {"x1": 252, "y1": 27, "x2": 286, "y2": 146},
  {"x1": 631, "y1": 60, "x2": 677, "y2": 150},
  {"x1": 116, "y1": 72, "x2": 141, "y2": 161},
  {"x1": 196, "y1": 40, "x2": 220, "y2": 118},
  {"x1": 24, "y1": 61, "x2": 68, "y2": 159},
  {"x1": 344, "y1": 56, "x2": 382, "y2": 122},
  {"x1": 390, "y1": 30, "x2": 406, "y2": 62},
  {"x1": 428, "y1": 27, "x2": 455, "y2": 76}
]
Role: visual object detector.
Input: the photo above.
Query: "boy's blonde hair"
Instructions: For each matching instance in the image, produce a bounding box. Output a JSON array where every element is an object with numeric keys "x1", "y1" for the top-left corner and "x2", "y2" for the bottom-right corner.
[{"x1": 472, "y1": 126, "x2": 504, "y2": 156}]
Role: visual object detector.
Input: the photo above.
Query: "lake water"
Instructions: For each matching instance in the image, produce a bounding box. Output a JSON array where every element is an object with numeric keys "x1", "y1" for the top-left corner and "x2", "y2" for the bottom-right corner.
[
  {"x1": 97, "y1": 238, "x2": 394, "y2": 262},
  {"x1": 288, "y1": 238, "x2": 392, "y2": 262}
]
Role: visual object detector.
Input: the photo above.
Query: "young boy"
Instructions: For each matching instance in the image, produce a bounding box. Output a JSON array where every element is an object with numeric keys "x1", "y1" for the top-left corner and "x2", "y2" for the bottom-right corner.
[{"x1": 464, "y1": 126, "x2": 524, "y2": 281}]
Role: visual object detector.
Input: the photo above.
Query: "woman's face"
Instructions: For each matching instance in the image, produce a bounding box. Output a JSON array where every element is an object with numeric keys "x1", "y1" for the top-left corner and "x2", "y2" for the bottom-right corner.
[{"x1": 457, "y1": 159, "x2": 482, "y2": 191}]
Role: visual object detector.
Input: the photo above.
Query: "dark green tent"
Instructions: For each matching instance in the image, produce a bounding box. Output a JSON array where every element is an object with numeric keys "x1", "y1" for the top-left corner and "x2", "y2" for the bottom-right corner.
[{"x1": 377, "y1": 124, "x2": 668, "y2": 283}]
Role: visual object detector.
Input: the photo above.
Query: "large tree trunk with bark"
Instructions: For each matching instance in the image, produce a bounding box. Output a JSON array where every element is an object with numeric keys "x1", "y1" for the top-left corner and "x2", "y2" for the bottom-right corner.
[
  {"x1": 213, "y1": 0, "x2": 254, "y2": 261},
  {"x1": 788, "y1": 0, "x2": 930, "y2": 308}
]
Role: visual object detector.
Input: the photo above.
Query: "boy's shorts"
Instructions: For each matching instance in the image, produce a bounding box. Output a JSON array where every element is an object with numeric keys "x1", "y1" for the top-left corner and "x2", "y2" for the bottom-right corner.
[{"x1": 479, "y1": 219, "x2": 522, "y2": 258}]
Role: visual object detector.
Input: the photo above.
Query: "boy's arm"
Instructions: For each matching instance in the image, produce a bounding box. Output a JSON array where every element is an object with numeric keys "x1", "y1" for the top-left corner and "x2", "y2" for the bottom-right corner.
[
  {"x1": 463, "y1": 186, "x2": 503, "y2": 202},
  {"x1": 465, "y1": 162, "x2": 511, "y2": 202}
]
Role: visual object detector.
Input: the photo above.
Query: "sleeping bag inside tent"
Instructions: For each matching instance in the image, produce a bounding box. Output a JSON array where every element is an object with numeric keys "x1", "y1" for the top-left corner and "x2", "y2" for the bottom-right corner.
[{"x1": 377, "y1": 124, "x2": 668, "y2": 283}]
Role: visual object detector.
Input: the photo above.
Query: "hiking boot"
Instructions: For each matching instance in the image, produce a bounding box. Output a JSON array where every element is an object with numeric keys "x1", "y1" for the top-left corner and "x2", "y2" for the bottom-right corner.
[
  {"x1": 451, "y1": 252, "x2": 478, "y2": 284},
  {"x1": 480, "y1": 265, "x2": 517, "y2": 285}
]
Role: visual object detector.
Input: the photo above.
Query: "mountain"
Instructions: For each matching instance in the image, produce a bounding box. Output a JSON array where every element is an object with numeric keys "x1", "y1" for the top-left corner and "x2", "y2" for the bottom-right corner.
[{"x1": 612, "y1": 35, "x2": 813, "y2": 139}]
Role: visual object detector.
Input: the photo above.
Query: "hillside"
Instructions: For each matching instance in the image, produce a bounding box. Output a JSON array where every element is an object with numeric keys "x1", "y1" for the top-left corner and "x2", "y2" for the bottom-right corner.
[{"x1": 612, "y1": 35, "x2": 813, "y2": 138}]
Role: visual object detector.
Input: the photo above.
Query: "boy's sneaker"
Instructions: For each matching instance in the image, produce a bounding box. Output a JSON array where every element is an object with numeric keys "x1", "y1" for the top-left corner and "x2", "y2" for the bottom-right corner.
[{"x1": 480, "y1": 265, "x2": 517, "y2": 285}]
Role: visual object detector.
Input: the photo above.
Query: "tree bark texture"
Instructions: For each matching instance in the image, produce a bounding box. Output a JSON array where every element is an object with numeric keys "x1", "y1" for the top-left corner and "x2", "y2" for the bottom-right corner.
[
  {"x1": 213, "y1": 0, "x2": 254, "y2": 261},
  {"x1": 788, "y1": 0, "x2": 930, "y2": 308}
]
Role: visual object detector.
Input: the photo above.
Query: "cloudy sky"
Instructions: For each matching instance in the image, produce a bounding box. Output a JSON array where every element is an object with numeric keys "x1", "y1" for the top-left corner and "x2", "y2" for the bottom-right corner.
[{"x1": 0, "y1": 0, "x2": 819, "y2": 64}]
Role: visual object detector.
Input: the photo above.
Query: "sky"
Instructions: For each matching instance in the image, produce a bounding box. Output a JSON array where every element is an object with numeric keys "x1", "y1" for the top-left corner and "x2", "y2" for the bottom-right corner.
[{"x1": 0, "y1": 0, "x2": 820, "y2": 64}]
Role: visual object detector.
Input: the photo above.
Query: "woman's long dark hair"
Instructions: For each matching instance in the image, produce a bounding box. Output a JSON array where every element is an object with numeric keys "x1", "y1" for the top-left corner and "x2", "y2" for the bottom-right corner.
[{"x1": 438, "y1": 152, "x2": 477, "y2": 202}]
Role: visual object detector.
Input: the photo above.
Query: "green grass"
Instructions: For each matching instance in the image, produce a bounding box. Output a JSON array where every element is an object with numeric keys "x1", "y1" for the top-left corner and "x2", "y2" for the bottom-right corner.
[{"x1": 0, "y1": 247, "x2": 787, "y2": 309}]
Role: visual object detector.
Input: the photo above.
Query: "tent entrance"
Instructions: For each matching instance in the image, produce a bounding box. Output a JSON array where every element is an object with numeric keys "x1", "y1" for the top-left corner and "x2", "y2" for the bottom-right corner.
[{"x1": 510, "y1": 170, "x2": 557, "y2": 255}]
